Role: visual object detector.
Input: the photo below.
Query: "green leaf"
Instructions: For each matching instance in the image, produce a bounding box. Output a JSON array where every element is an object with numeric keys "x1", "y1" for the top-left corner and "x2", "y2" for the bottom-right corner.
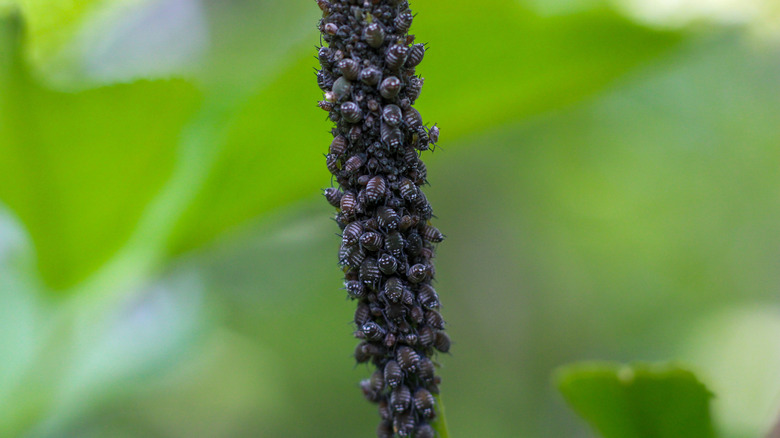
[
  {"x1": 556, "y1": 362, "x2": 716, "y2": 438},
  {"x1": 0, "y1": 15, "x2": 202, "y2": 290},
  {"x1": 166, "y1": 2, "x2": 684, "y2": 255}
]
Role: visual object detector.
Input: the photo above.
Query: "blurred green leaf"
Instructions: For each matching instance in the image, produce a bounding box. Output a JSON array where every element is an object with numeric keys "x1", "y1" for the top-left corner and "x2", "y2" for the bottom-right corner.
[
  {"x1": 556, "y1": 362, "x2": 716, "y2": 438},
  {"x1": 166, "y1": 1, "x2": 684, "y2": 255},
  {"x1": 0, "y1": 14, "x2": 202, "y2": 289}
]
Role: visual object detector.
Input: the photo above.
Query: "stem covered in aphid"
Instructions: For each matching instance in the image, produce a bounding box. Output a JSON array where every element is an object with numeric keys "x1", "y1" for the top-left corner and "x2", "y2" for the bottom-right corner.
[{"x1": 315, "y1": 0, "x2": 448, "y2": 437}]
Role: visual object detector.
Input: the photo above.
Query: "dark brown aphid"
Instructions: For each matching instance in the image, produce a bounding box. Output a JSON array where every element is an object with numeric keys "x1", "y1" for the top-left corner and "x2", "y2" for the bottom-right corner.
[
  {"x1": 402, "y1": 146, "x2": 418, "y2": 167},
  {"x1": 393, "y1": 411, "x2": 415, "y2": 437},
  {"x1": 378, "y1": 399, "x2": 391, "y2": 421},
  {"x1": 354, "y1": 341, "x2": 372, "y2": 363},
  {"x1": 317, "y1": 70, "x2": 335, "y2": 91},
  {"x1": 406, "y1": 76, "x2": 424, "y2": 101},
  {"x1": 366, "y1": 176, "x2": 387, "y2": 203},
  {"x1": 360, "y1": 378, "x2": 381, "y2": 402},
  {"x1": 403, "y1": 106, "x2": 423, "y2": 129},
  {"x1": 339, "y1": 191, "x2": 357, "y2": 217},
  {"x1": 390, "y1": 384, "x2": 411, "y2": 413},
  {"x1": 362, "y1": 22, "x2": 385, "y2": 48},
  {"x1": 380, "y1": 121, "x2": 403, "y2": 149},
  {"x1": 377, "y1": 253, "x2": 398, "y2": 275},
  {"x1": 407, "y1": 263, "x2": 428, "y2": 283},
  {"x1": 376, "y1": 206, "x2": 400, "y2": 230},
  {"x1": 418, "y1": 325, "x2": 435, "y2": 347},
  {"x1": 405, "y1": 231, "x2": 423, "y2": 256},
  {"x1": 331, "y1": 76, "x2": 351, "y2": 101},
  {"x1": 324, "y1": 22, "x2": 338, "y2": 35},
  {"x1": 384, "y1": 331, "x2": 397, "y2": 348},
  {"x1": 417, "y1": 284, "x2": 440, "y2": 309},
  {"x1": 386, "y1": 44, "x2": 408, "y2": 71},
  {"x1": 337, "y1": 58, "x2": 360, "y2": 80},
  {"x1": 348, "y1": 125, "x2": 362, "y2": 144},
  {"x1": 359, "y1": 65, "x2": 382, "y2": 85},
  {"x1": 421, "y1": 224, "x2": 444, "y2": 243},
  {"x1": 340, "y1": 101, "x2": 363, "y2": 123},
  {"x1": 329, "y1": 135, "x2": 347, "y2": 156},
  {"x1": 362, "y1": 321, "x2": 386, "y2": 341},
  {"x1": 394, "y1": 11, "x2": 413, "y2": 33},
  {"x1": 384, "y1": 360, "x2": 403, "y2": 388},
  {"x1": 418, "y1": 357, "x2": 436, "y2": 382},
  {"x1": 406, "y1": 43, "x2": 425, "y2": 67},
  {"x1": 410, "y1": 305, "x2": 424, "y2": 325},
  {"x1": 434, "y1": 330, "x2": 451, "y2": 353},
  {"x1": 414, "y1": 424, "x2": 435, "y2": 438},
  {"x1": 345, "y1": 280, "x2": 366, "y2": 299},
  {"x1": 384, "y1": 276, "x2": 404, "y2": 303},
  {"x1": 326, "y1": 153, "x2": 340, "y2": 175},
  {"x1": 317, "y1": 46, "x2": 332, "y2": 66},
  {"x1": 342, "y1": 221, "x2": 363, "y2": 246},
  {"x1": 354, "y1": 301, "x2": 371, "y2": 326},
  {"x1": 377, "y1": 420, "x2": 394, "y2": 438},
  {"x1": 398, "y1": 177, "x2": 418, "y2": 201},
  {"x1": 414, "y1": 388, "x2": 435, "y2": 418},
  {"x1": 379, "y1": 76, "x2": 401, "y2": 99},
  {"x1": 344, "y1": 154, "x2": 366, "y2": 174},
  {"x1": 384, "y1": 230, "x2": 404, "y2": 259},
  {"x1": 318, "y1": 100, "x2": 334, "y2": 112},
  {"x1": 360, "y1": 257, "x2": 382, "y2": 286},
  {"x1": 399, "y1": 214, "x2": 417, "y2": 231},
  {"x1": 360, "y1": 231, "x2": 383, "y2": 251},
  {"x1": 396, "y1": 346, "x2": 420, "y2": 373},
  {"x1": 324, "y1": 187, "x2": 342, "y2": 208},
  {"x1": 382, "y1": 104, "x2": 403, "y2": 126},
  {"x1": 339, "y1": 243, "x2": 366, "y2": 268},
  {"x1": 425, "y1": 310, "x2": 445, "y2": 330}
]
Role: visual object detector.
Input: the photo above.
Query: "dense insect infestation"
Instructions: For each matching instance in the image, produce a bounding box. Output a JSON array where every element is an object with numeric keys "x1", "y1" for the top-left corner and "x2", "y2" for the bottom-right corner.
[{"x1": 315, "y1": 0, "x2": 448, "y2": 436}]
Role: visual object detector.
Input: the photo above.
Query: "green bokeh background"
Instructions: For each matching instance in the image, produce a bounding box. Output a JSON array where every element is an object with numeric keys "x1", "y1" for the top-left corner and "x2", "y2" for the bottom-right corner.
[{"x1": 0, "y1": 0, "x2": 779, "y2": 437}]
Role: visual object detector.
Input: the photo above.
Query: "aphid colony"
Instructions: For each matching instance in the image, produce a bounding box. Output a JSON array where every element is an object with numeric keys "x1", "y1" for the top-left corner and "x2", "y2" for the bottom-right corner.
[{"x1": 316, "y1": 0, "x2": 447, "y2": 436}]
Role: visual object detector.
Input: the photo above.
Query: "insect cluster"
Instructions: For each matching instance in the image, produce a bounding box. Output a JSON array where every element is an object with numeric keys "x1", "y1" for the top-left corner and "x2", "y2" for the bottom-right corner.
[{"x1": 316, "y1": 0, "x2": 447, "y2": 437}]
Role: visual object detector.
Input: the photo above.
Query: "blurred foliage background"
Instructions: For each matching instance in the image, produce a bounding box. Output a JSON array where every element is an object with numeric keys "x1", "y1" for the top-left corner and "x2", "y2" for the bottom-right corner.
[{"x1": 0, "y1": 0, "x2": 779, "y2": 437}]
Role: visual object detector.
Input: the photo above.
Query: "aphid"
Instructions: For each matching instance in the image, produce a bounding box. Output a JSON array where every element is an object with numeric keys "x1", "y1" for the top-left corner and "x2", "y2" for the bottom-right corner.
[
  {"x1": 379, "y1": 76, "x2": 401, "y2": 99},
  {"x1": 377, "y1": 420, "x2": 394, "y2": 438},
  {"x1": 393, "y1": 412, "x2": 415, "y2": 437},
  {"x1": 390, "y1": 384, "x2": 411, "y2": 413},
  {"x1": 337, "y1": 58, "x2": 360, "y2": 81},
  {"x1": 360, "y1": 378, "x2": 381, "y2": 402},
  {"x1": 354, "y1": 341, "x2": 371, "y2": 363},
  {"x1": 378, "y1": 399, "x2": 391, "y2": 421},
  {"x1": 376, "y1": 206, "x2": 400, "y2": 230},
  {"x1": 348, "y1": 125, "x2": 362, "y2": 144},
  {"x1": 362, "y1": 22, "x2": 385, "y2": 48},
  {"x1": 398, "y1": 177, "x2": 418, "y2": 201},
  {"x1": 406, "y1": 43, "x2": 425, "y2": 67},
  {"x1": 403, "y1": 106, "x2": 423, "y2": 129},
  {"x1": 331, "y1": 76, "x2": 351, "y2": 101},
  {"x1": 410, "y1": 305, "x2": 424, "y2": 325},
  {"x1": 382, "y1": 104, "x2": 403, "y2": 126},
  {"x1": 325, "y1": 153, "x2": 339, "y2": 175},
  {"x1": 394, "y1": 11, "x2": 413, "y2": 33},
  {"x1": 402, "y1": 146, "x2": 418, "y2": 167},
  {"x1": 386, "y1": 44, "x2": 408, "y2": 71},
  {"x1": 340, "y1": 101, "x2": 362, "y2": 123},
  {"x1": 384, "y1": 276, "x2": 404, "y2": 303},
  {"x1": 342, "y1": 221, "x2": 363, "y2": 246},
  {"x1": 359, "y1": 231, "x2": 383, "y2": 251},
  {"x1": 359, "y1": 257, "x2": 382, "y2": 286},
  {"x1": 407, "y1": 263, "x2": 428, "y2": 283},
  {"x1": 317, "y1": 100, "x2": 334, "y2": 112},
  {"x1": 418, "y1": 357, "x2": 436, "y2": 382},
  {"x1": 384, "y1": 230, "x2": 405, "y2": 259},
  {"x1": 433, "y1": 330, "x2": 451, "y2": 353},
  {"x1": 317, "y1": 46, "x2": 332, "y2": 67},
  {"x1": 399, "y1": 214, "x2": 417, "y2": 231},
  {"x1": 380, "y1": 120, "x2": 403, "y2": 149},
  {"x1": 323, "y1": 187, "x2": 342, "y2": 208},
  {"x1": 384, "y1": 331, "x2": 397, "y2": 348},
  {"x1": 384, "y1": 360, "x2": 403, "y2": 388},
  {"x1": 406, "y1": 77, "x2": 424, "y2": 101},
  {"x1": 354, "y1": 301, "x2": 370, "y2": 326},
  {"x1": 329, "y1": 135, "x2": 347, "y2": 156},
  {"x1": 414, "y1": 388, "x2": 435, "y2": 418},
  {"x1": 322, "y1": 22, "x2": 338, "y2": 36},
  {"x1": 358, "y1": 65, "x2": 382, "y2": 85},
  {"x1": 344, "y1": 154, "x2": 365, "y2": 174},
  {"x1": 417, "y1": 284, "x2": 440, "y2": 310},
  {"x1": 414, "y1": 424, "x2": 435, "y2": 438},
  {"x1": 361, "y1": 321, "x2": 386, "y2": 341},
  {"x1": 366, "y1": 176, "x2": 387, "y2": 203},
  {"x1": 317, "y1": 70, "x2": 335, "y2": 91},
  {"x1": 340, "y1": 244, "x2": 366, "y2": 267},
  {"x1": 377, "y1": 253, "x2": 398, "y2": 275},
  {"x1": 418, "y1": 325, "x2": 435, "y2": 347},
  {"x1": 402, "y1": 288, "x2": 415, "y2": 306},
  {"x1": 339, "y1": 191, "x2": 357, "y2": 217},
  {"x1": 421, "y1": 224, "x2": 444, "y2": 243},
  {"x1": 429, "y1": 124, "x2": 439, "y2": 144},
  {"x1": 345, "y1": 280, "x2": 366, "y2": 299},
  {"x1": 385, "y1": 302, "x2": 406, "y2": 321},
  {"x1": 395, "y1": 346, "x2": 420, "y2": 373},
  {"x1": 425, "y1": 310, "x2": 445, "y2": 330}
]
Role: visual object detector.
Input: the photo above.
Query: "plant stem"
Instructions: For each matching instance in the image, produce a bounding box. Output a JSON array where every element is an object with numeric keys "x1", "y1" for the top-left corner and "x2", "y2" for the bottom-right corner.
[{"x1": 431, "y1": 394, "x2": 451, "y2": 438}]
